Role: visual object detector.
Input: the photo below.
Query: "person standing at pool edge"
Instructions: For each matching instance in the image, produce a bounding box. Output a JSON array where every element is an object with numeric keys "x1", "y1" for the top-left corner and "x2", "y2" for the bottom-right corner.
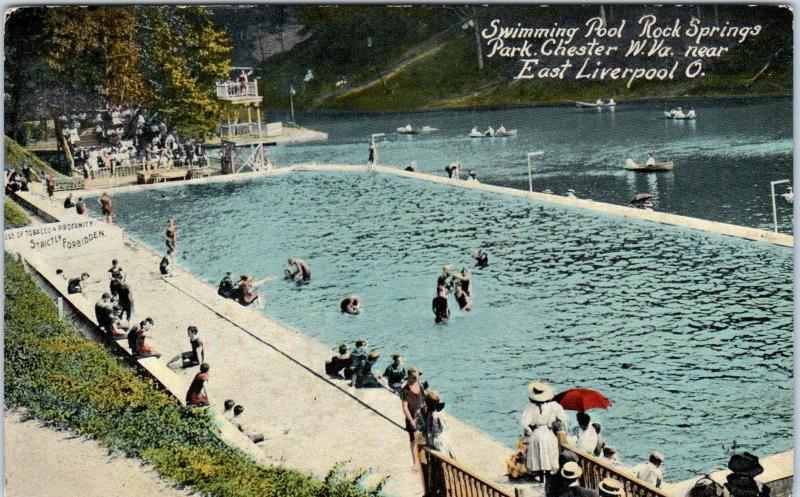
[
  {"x1": 521, "y1": 380, "x2": 567, "y2": 484},
  {"x1": 401, "y1": 367, "x2": 426, "y2": 473}
]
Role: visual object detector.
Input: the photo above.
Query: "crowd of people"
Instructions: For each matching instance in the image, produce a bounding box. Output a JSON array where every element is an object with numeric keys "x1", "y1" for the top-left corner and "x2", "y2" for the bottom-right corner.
[
  {"x1": 51, "y1": 102, "x2": 208, "y2": 181},
  {"x1": 323, "y1": 339, "x2": 452, "y2": 470}
]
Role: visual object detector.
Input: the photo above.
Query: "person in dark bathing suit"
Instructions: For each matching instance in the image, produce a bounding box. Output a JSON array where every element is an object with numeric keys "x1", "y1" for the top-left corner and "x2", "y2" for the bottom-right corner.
[
  {"x1": 287, "y1": 258, "x2": 310, "y2": 283},
  {"x1": 325, "y1": 344, "x2": 351, "y2": 378},
  {"x1": 218, "y1": 272, "x2": 236, "y2": 298},
  {"x1": 159, "y1": 256, "x2": 172, "y2": 277},
  {"x1": 164, "y1": 219, "x2": 178, "y2": 258},
  {"x1": 432, "y1": 286, "x2": 450, "y2": 324},
  {"x1": 450, "y1": 268, "x2": 472, "y2": 311},
  {"x1": 340, "y1": 294, "x2": 360, "y2": 315},
  {"x1": 473, "y1": 249, "x2": 489, "y2": 268},
  {"x1": 167, "y1": 326, "x2": 204, "y2": 369}
]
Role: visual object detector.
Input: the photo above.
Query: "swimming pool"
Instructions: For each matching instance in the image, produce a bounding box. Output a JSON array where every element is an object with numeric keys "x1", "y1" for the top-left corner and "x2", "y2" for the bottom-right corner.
[{"x1": 101, "y1": 171, "x2": 793, "y2": 480}]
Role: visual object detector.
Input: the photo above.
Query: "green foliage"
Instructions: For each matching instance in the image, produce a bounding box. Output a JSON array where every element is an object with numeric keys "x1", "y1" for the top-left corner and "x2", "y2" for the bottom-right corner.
[
  {"x1": 262, "y1": 4, "x2": 791, "y2": 112},
  {"x1": 141, "y1": 6, "x2": 232, "y2": 137},
  {"x1": 3, "y1": 253, "x2": 382, "y2": 497},
  {"x1": 258, "y1": 6, "x2": 452, "y2": 111},
  {"x1": 46, "y1": 7, "x2": 148, "y2": 104},
  {"x1": 4, "y1": 136, "x2": 62, "y2": 176},
  {"x1": 4, "y1": 199, "x2": 30, "y2": 229},
  {"x1": 41, "y1": 6, "x2": 231, "y2": 136}
]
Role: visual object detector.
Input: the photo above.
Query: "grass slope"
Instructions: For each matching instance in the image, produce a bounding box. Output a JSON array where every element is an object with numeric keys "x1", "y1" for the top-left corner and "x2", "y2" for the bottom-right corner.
[
  {"x1": 4, "y1": 199, "x2": 30, "y2": 228},
  {"x1": 4, "y1": 252, "x2": 383, "y2": 497},
  {"x1": 5, "y1": 135, "x2": 62, "y2": 176},
  {"x1": 327, "y1": 34, "x2": 791, "y2": 111}
]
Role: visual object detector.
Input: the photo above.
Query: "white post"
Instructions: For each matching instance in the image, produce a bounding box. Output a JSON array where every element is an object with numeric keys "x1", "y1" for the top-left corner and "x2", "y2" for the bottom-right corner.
[
  {"x1": 57, "y1": 296, "x2": 63, "y2": 319},
  {"x1": 770, "y1": 179, "x2": 790, "y2": 233},
  {"x1": 527, "y1": 151, "x2": 544, "y2": 192},
  {"x1": 370, "y1": 133, "x2": 385, "y2": 167},
  {"x1": 289, "y1": 91, "x2": 295, "y2": 125}
]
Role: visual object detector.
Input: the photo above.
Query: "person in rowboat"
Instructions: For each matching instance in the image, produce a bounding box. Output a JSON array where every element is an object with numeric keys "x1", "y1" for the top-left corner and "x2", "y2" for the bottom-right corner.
[
  {"x1": 646, "y1": 153, "x2": 656, "y2": 166},
  {"x1": 497, "y1": 124, "x2": 507, "y2": 135}
]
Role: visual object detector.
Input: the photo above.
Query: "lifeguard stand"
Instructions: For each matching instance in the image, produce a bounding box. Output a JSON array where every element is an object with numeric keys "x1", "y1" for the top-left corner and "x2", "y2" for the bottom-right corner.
[{"x1": 216, "y1": 67, "x2": 271, "y2": 172}]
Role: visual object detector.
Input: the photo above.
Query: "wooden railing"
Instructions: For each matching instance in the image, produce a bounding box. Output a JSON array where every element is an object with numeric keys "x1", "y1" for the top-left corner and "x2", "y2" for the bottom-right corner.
[
  {"x1": 54, "y1": 176, "x2": 85, "y2": 191},
  {"x1": 216, "y1": 81, "x2": 259, "y2": 99},
  {"x1": 560, "y1": 441, "x2": 669, "y2": 497},
  {"x1": 420, "y1": 447, "x2": 513, "y2": 497}
]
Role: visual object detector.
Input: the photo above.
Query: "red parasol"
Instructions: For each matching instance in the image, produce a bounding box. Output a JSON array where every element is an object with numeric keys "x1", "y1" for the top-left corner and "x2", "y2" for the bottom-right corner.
[{"x1": 554, "y1": 388, "x2": 612, "y2": 411}]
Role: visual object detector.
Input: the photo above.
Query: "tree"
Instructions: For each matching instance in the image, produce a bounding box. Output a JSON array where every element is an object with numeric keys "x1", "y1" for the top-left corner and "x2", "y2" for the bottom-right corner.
[
  {"x1": 140, "y1": 6, "x2": 232, "y2": 136},
  {"x1": 4, "y1": 7, "x2": 51, "y2": 141},
  {"x1": 443, "y1": 6, "x2": 484, "y2": 70},
  {"x1": 46, "y1": 6, "x2": 148, "y2": 104},
  {"x1": 42, "y1": 5, "x2": 232, "y2": 136}
]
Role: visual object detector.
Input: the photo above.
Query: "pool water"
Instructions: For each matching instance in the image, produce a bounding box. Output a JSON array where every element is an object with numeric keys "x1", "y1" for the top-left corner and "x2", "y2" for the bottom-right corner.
[
  {"x1": 270, "y1": 97, "x2": 794, "y2": 233},
  {"x1": 103, "y1": 171, "x2": 793, "y2": 480}
]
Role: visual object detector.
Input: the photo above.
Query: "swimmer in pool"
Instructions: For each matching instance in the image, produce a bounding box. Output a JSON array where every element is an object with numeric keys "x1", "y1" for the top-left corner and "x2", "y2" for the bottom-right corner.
[
  {"x1": 449, "y1": 268, "x2": 472, "y2": 311},
  {"x1": 436, "y1": 265, "x2": 454, "y2": 291},
  {"x1": 287, "y1": 258, "x2": 311, "y2": 283},
  {"x1": 340, "y1": 294, "x2": 361, "y2": 315},
  {"x1": 473, "y1": 249, "x2": 489, "y2": 268}
]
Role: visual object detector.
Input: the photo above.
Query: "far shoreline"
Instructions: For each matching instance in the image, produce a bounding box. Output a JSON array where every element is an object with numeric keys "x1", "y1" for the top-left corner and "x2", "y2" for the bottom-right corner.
[{"x1": 291, "y1": 92, "x2": 791, "y2": 117}]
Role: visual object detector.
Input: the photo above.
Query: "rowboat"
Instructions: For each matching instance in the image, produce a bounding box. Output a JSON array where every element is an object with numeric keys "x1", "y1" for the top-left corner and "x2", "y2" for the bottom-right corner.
[
  {"x1": 421, "y1": 126, "x2": 439, "y2": 133},
  {"x1": 495, "y1": 129, "x2": 517, "y2": 137},
  {"x1": 396, "y1": 125, "x2": 418, "y2": 134},
  {"x1": 663, "y1": 109, "x2": 697, "y2": 120},
  {"x1": 576, "y1": 100, "x2": 616, "y2": 108},
  {"x1": 625, "y1": 158, "x2": 673, "y2": 172}
]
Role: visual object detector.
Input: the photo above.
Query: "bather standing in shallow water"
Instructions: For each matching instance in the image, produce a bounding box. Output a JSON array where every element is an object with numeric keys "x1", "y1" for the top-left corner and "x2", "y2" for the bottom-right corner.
[
  {"x1": 164, "y1": 219, "x2": 178, "y2": 259},
  {"x1": 449, "y1": 268, "x2": 473, "y2": 311},
  {"x1": 432, "y1": 286, "x2": 450, "y2": 324}
]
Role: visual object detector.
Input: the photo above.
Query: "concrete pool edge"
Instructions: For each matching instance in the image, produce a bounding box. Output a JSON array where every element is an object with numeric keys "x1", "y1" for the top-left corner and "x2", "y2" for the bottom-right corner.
[
  {"x1": 61, "y1": 164, "x2": 793, "y2": 247},
  {"x1": 8, "y1": 189, "x2": 519, "y2": 497},
  {"x1": 300, "y1": 164, "x2": 795, "y2": 248}
]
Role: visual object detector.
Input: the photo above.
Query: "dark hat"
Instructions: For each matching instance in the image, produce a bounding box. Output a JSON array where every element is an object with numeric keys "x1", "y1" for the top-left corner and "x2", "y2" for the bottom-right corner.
[{"x1": 728, "y1": 453, "x2": 764, "y2": 477}]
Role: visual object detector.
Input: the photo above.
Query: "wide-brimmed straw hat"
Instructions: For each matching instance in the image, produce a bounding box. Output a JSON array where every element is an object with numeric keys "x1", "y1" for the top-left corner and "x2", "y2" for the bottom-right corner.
[
  {"x1": 527, "y1": 381, "x2": 554, "y2": 402},
  {"x1": 599, "y1": 478, "x2": 625, "y2": 497},
  {"x1": 560, "y1": 461, "x2": 583, "y2": 480}
]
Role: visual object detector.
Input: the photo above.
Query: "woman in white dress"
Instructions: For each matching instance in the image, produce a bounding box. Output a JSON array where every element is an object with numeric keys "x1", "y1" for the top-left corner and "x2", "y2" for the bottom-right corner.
[{"x1": 521, "y1": 380, "x2": 567, "y2": 482}]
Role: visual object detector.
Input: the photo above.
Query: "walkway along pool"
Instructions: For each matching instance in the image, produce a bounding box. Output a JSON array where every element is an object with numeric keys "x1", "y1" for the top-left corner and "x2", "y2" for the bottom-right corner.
[{"x1": 96, "y1": 170, "x2": 793, "y2": 481}]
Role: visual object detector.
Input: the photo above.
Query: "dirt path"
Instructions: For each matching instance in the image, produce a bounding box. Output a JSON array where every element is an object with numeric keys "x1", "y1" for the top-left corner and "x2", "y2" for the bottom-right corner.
[
  {"x1": 312, "y1": 30, "x2": 453, "y2": 106},
  {"x1": 4, "y1": 409, "x2": 193, "y2": 497}
]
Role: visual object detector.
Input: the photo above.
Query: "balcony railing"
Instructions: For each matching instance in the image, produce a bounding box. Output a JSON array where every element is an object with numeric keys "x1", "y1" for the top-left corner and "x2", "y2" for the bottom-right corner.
[{"x1": 216, "y1": 81, "x2": 259, "y2": 100}]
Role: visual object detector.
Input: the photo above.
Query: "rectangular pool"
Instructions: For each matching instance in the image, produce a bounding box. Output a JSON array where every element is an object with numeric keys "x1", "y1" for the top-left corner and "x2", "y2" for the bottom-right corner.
[{"x1": 98, "y1": 171, "x2": 793, "y2": 480}]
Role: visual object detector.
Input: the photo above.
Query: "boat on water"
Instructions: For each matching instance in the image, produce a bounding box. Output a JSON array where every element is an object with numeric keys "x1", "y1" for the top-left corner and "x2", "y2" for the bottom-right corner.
[
  {"x1": 396, "y1": 124, "x2": 418, "y2": 135},
  {"x1": 576, "y1": 98, "x2": 617, "y2": 108},
  {"x1": 421, "y1": 126, "x2": 439, "y2": 133},
  {"x1": 469, "y1": 126, "x2": 517, "y2": 138},
  {"x1": 625, "y1": 157, "x2": 674, "y2": 172},
  {"x1": 663, "y1": 108, "x2": 697, "y2": 120}
]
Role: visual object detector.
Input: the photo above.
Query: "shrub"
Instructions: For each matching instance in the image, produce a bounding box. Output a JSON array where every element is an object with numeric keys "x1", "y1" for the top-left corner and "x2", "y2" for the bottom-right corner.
[{"x1": 4, "y1": 253, "x2": 382, "y2": 497}]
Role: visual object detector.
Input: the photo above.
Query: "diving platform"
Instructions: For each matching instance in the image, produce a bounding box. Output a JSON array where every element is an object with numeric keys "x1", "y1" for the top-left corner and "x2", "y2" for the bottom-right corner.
[{"x1": 216, "y1": 81, "x2": 262, "y2": 105}]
